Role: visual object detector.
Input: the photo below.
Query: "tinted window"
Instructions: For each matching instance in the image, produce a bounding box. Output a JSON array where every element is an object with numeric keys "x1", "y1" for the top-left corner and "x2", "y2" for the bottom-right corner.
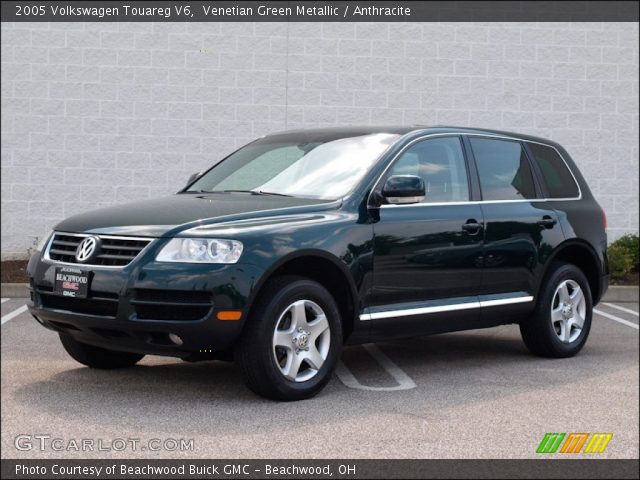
[
  {"x1": 388, "y1": 136, "x2": 469, "y2": 203},
  {"x1": 528, "y1": 143, "x2": 579, "y2": 198},
  {"x1": 470, "y1": 138, "x2": 536, "y2": 201}
]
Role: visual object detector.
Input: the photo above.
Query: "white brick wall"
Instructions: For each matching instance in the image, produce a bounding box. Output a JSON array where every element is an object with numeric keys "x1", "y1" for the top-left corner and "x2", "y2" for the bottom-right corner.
[{"x1": 1, "y1": 21, "x2": 638, "y2": 258}]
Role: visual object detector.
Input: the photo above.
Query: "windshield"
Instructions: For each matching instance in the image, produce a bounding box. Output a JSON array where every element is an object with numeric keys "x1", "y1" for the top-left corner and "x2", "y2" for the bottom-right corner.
[{"x1": 187, "y1": 133, "x2": 400, "y2": 200}]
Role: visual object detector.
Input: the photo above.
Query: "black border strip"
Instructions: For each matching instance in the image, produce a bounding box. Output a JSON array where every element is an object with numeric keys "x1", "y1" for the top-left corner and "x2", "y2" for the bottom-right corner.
[
  {"x1": 1, "y1": 1, "x2": 639, "y2": 22},
  {"x1": 2, "y1": 459, "x2": 640, "y2": 479}
]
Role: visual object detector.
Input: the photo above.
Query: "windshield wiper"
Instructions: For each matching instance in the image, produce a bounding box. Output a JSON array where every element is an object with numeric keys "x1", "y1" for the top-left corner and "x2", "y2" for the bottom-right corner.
[
  {"x1": 192, "y1": 189, "x2": 251, "y2": 194},
  {"x1": 253, "y1": 190, "x2": 292, "y2": 197},
  {"x1": 197, "y1": 189, "x2": 292, "y2": 197}
]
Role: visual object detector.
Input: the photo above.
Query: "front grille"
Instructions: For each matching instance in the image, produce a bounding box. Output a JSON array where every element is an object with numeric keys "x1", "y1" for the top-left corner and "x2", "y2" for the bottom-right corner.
[
  {"x1": 131, "y1": 288, "x2": 213, "y2": 321},
  {"x1": 40, "y1": 293, "x2": 119, "y2": 317},
  {"x1": 47, "y1": 233, "x2": 152, "y2": 267}
]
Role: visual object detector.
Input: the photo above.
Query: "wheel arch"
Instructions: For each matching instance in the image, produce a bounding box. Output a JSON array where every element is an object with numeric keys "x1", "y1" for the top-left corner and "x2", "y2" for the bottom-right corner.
[
  {"x1": 540, "y1": 239, "x2": 603, "y2": 304},
  {"x1": 242, "y1": 250, "x2": 360, "y2": 341}
]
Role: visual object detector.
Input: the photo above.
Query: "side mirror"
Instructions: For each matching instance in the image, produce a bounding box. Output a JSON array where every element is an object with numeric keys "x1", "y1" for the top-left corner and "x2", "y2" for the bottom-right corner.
[
  {"x1": 186, "y1": 172, "x2": 200, "y2": 187},
  {"x1": 382, "y1": 175, "x2": 425, "y2": 204}
]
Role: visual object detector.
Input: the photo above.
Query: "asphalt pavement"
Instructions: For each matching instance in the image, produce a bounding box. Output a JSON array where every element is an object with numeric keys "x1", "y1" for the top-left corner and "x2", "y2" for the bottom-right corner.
[{"x1": 1, "y1": 298, "x2": 638, "y2": 459}]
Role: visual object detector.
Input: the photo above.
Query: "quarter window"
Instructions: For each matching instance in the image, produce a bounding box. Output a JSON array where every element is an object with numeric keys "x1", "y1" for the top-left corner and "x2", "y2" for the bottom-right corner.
[
  {"x1": 470, "y1": 138, "x2": 536, "y2": 201},
  {"x1": 527, "y1": 143, "x2": 579, "y2": 198},
  {"x1": 388, "y1": 137, "x2": 469, "y2": 203}
]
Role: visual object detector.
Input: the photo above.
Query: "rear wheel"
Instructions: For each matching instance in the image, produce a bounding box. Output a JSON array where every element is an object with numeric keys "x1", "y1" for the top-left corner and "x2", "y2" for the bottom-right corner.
[
  {"x1": 235, "y1": 276, "x2": 342, "y2": 401},
  {"x1": 520, "y1": 262, "x2": 592, "y2": 358},
  {"x1": 59, "y1": 334, "x2": 144, "y2": 369}
]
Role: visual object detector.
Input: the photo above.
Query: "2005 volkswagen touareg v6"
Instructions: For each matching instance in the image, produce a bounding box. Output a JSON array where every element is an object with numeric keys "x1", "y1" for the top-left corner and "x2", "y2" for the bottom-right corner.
[{"x1": 28, "y1": 126, "x2": 609, "y2": 401}]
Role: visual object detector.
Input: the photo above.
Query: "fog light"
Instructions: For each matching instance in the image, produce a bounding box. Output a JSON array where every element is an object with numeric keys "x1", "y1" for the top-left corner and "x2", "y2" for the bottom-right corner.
[{"x1": 168, "y1": 333, "x2": 183, "y2": 345}]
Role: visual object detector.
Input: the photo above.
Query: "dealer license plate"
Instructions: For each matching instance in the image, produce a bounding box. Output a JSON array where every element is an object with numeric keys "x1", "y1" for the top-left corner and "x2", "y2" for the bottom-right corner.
[{"x1": 54, "y1": 267, "x2": 90, "y2": 299}]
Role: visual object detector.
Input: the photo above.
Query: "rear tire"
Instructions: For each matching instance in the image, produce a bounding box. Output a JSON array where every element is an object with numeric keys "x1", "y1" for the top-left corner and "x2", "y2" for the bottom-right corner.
[
  {"x1": 520, "y1": 262, "x2": 592, "y2": 358},
  {"x1": 235, "y1": 276, "x2": 342, "y2": 401},
  {"x1": 59, "y1": 334, "x2": 144, "y2": 369}
]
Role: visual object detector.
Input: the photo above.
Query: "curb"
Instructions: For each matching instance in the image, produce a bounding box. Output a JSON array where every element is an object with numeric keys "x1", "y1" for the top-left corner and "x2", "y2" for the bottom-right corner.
[
  {"x1": 602, "y1": 285, "x2": 639, "y2": 303},
  {"x1": 1, "y1": 283, "x2": 638, "y2": 302}
]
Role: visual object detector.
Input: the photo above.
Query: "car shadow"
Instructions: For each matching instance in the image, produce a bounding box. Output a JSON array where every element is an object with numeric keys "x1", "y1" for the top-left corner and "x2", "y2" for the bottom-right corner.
[{"x1": 11, "y1": 327, "x2": 630, "y2": 436}]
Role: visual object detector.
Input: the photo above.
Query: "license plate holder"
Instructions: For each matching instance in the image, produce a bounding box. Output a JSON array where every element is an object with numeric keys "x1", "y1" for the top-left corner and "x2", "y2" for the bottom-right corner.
[{"x1": 54, "y1": 267, "x2": 90, "y2": 299}]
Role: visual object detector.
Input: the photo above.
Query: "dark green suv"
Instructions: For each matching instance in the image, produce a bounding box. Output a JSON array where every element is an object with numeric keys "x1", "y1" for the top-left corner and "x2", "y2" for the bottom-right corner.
[{"x1": 27, "y1": 126, "x2": 609, "y2": 400}]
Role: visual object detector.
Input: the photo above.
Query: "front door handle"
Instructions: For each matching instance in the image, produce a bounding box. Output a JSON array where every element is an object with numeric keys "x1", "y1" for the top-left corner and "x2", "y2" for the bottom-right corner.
[
  {"x1": 537, "y1": 215, "x2": 557, "y2": 229},
  {"x1": 462, "y1": 219, "x2": 483, "y2": 235}
]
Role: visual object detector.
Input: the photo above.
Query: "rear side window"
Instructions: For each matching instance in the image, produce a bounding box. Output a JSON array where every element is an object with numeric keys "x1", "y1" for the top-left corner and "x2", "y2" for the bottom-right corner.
[
  {"x1": 527, "y1": 143, "x2": 579, "y2": 198},
  {"x1": 470, "y1": 137, "x2": 536, "y2": 201}
]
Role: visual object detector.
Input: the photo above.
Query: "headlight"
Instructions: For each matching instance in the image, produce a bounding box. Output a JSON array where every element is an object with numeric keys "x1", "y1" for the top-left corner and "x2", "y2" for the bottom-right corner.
[
  {"x1": 156, "y1": 238, "x2": 243, "y2": 264},
  {"x1": 36, "y1": 230, "x2": 53, "y2": 252}
]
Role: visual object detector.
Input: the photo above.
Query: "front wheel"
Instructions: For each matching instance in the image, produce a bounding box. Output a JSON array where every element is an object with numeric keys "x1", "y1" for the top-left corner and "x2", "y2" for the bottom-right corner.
[
  {"x1": 235, "y1": 276, "x2": 343, "y2": 401},
  {"x1": 520, "y1": 262, "x2": 593, "y2": 358}
]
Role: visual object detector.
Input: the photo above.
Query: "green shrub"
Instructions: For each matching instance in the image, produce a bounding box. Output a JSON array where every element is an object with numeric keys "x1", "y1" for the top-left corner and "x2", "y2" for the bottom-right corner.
[
  {"x1": 612, "y1": 234, "x2": 639, "y2": 270},
  {"x1": 608, "y1": 243, "x2": 634, "y2": 280}
]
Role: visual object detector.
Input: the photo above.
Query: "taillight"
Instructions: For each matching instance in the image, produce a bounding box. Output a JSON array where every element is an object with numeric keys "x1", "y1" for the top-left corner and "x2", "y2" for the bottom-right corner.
[{"x1": 602, "y1": 209, "x2": 607, "y2": 230}]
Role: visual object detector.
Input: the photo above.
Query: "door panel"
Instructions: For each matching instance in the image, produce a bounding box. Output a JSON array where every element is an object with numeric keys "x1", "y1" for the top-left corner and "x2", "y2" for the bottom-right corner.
[
  {"x1": 371, "y1": 204, "x2": 485, "y2": 307},
  {"x1": 368, "y1": 203, "x2": 485, "y2": 338},
  {"x1": 466, "y1": 135, "x2": 565, "y2": 323},
  {"x1": 367, "y1": 135, "x2": 485, "y2": 337},
  {"x1": 479, "y1": 201, "x2": 563, "y2": 298}
]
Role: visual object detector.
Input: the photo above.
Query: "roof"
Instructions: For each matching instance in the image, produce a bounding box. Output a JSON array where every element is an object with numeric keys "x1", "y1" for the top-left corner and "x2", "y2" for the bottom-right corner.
[{"x1": 260, "y1": 125, "x2": 561, "y2": 149}]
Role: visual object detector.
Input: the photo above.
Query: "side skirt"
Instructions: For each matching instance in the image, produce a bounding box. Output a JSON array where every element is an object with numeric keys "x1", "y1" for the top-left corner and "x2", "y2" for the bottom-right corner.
[{"x1": 358, "y1": 292, "x2": 534, "y2": 342}]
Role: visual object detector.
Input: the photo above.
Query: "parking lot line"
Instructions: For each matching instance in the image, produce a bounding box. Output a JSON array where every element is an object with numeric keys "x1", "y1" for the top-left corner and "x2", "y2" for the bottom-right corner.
[
  {"x1": 594, "y1": 308, "x2": 639, "y2": 330},
  {"x1": 603, "y1": 302, "x2": 639, "y2": 317},
  {"x1": 362, "y1": 344, "x2": 417, "y2": 388},
  {"x1": 1, "y1": 298, "x2": 9, "y2": 304},
  {"x1": 336, "y1": 344, "x2": 416, "y2": 391},
  {"x1": 1, "y1": 305, "x2": 28, "y2": 325}
]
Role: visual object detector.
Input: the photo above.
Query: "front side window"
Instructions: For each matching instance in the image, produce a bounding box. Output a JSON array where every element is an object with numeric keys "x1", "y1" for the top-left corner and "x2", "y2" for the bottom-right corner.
[
  {"x1": 527, "y1": 143, "x2": 579, "y2": 198},
  {"x1": 388, "y1": 136, "x2": 470, "y2": 203},
  {"x1": 470, "y1": 137, "x2": 536, "y2": 201},
  {"x1": 187, "y1": 133, "x2": 400, "y2": 200}
]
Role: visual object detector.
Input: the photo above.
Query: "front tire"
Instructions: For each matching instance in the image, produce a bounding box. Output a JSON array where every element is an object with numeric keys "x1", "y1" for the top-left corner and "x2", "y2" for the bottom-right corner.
[
  {"x1": 520, "y1": 262, "x2": 593, "y2": 358},
  {"x1": 235, "y1": 276, "x2": 343, "y2": 401},
  {"x1": 59, "y1": 334, "x2": 144, "y2": 369}
]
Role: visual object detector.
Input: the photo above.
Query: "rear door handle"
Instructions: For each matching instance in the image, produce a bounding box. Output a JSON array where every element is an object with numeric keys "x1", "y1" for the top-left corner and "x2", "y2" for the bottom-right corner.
[
  {"x1": 462, "y1": 219, "x2": 483, "y2": 235},
  {"x1": 537, "y1": 215, "x2": 557, "y2": 229}
]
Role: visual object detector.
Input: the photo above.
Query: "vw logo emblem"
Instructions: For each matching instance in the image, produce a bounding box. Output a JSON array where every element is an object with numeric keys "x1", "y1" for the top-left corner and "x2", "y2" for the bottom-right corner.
[{"x1": 75, "y1": 236, "x2": 98, "y2": 263}]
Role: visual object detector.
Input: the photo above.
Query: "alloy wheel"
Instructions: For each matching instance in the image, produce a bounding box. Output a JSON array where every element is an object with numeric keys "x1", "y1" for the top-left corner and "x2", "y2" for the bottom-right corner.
[
  {"x1": 551, "y1": 279, "x2": 587, "y2": 344},
  {"x1": 272, "y1": 299, "x2": 331, "y2": 382}
]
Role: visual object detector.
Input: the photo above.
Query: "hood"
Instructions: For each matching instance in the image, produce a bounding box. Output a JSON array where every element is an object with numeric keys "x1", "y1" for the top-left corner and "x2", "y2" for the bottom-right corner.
[{"x1": 54, "y1": 193, "x2": 339, "y2": 237}]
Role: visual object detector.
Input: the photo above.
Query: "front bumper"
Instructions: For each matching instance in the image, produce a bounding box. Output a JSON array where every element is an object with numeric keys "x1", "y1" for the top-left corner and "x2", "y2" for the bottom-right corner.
[{"x1": 27, "y1": 252, "x2": 264, "y2": 357}]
